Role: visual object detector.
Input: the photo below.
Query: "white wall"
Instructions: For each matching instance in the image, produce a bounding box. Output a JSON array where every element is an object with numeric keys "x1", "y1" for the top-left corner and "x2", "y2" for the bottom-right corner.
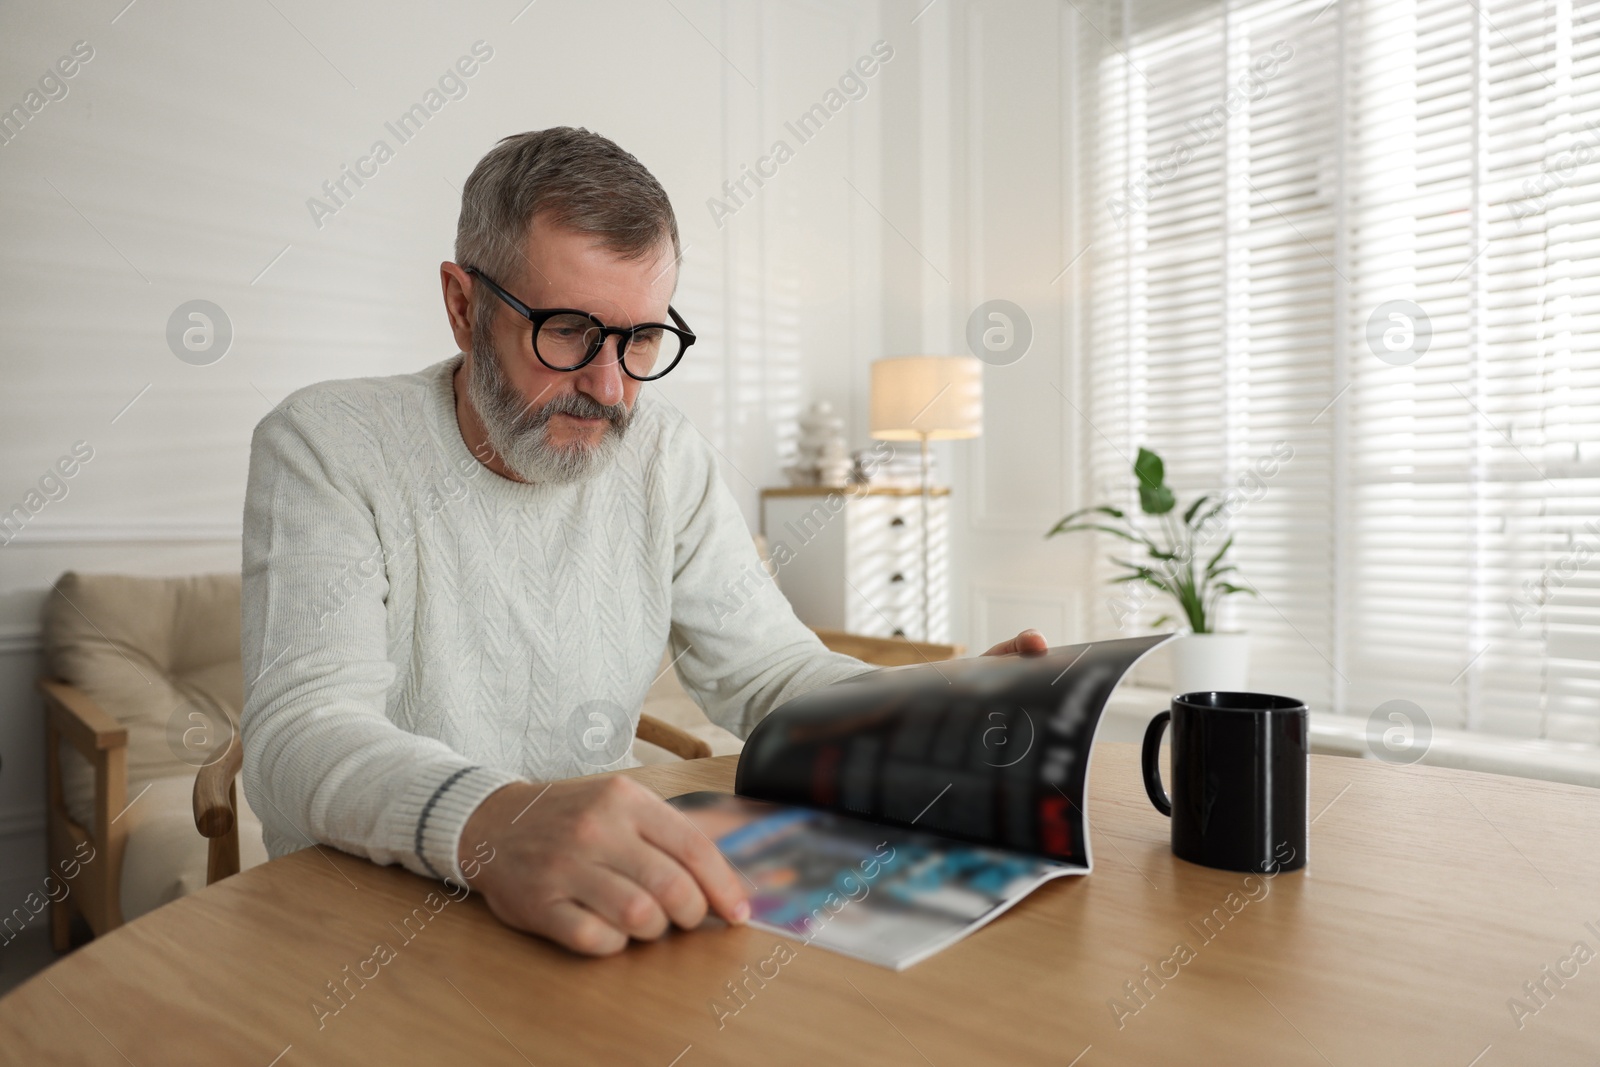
[
  {"x1": 0, "y1": 0, "x2": 889, "y2": 903},
  {"x1": 875, "y1": 0, "x2": 1100, "y2": 654}
]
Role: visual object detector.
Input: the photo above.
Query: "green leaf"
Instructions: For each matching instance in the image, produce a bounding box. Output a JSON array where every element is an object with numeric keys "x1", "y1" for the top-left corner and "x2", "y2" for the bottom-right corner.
[
  {"x1": 1045, "y1": 505, "x2": 1127, "y2": 537},
  {"x1": 1190, "y1": 498, "x2": 1229, "y2": 535},
  {"x1": 1108, "y1": 559, "x2": 1179, "y2": 597},
  {"x1": 1139, "y1": 483, "x2": 1177, "y2": 515},
  {"x1": 1052, "y1": 522, "x2": 1150, "y2": 546},
  {"x1": 1181, "y1": 493, "x2": 1212, "y2": 526},
  {"x1": 1204, "y1": 533, "x2": 1236, "y2": 574},
  {"x1": 1134, "y1": 447, "x2": 1165, "y2": 490},
  {"x1": 1139, "y1": 447, "x2": 1164, "y2": 489}
]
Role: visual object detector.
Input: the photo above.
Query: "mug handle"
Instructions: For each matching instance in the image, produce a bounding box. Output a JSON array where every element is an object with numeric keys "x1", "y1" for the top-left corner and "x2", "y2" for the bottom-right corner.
[{"x1": 1141, "y1": 710, "x2": 1173, "y2": 816}]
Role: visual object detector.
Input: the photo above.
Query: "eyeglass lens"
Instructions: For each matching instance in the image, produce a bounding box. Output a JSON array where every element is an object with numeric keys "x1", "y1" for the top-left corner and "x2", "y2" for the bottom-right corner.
[{"x1": 535, "y1": 315, "x2": 679, "y2": 378}]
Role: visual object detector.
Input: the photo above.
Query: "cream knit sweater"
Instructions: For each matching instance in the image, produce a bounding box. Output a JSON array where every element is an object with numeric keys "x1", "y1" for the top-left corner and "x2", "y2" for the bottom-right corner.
[{"x1": 240, "y1": 355, "x2": 872, "y2": 884}]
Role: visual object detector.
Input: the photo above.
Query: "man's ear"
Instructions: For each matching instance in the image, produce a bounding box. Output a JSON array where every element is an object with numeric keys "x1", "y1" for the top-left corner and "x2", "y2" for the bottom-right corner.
[{"x1": 441, "y1": 262, "x2": 476, "y2": 353}]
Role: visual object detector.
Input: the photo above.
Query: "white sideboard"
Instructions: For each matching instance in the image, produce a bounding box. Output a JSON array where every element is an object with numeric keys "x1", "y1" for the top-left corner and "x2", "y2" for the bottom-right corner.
[{"x1": 760, "y1": 487, "x2": 951, "y2": 642}]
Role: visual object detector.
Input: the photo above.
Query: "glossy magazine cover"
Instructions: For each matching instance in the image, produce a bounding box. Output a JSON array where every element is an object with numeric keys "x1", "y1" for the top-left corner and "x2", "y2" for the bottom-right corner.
[
  {"x1": 668, "y1": 791, "x2": 1077, "y2": 970},
  {"x1": 675, "y1": 635, "x2": 1173, "y2": 968}
]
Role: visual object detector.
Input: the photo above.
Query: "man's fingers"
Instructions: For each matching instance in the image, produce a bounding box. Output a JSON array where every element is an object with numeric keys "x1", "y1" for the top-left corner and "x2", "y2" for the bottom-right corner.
[
  {"x1": 526, "y1": 899, "x2": 629, "y2": 957},
  {"x1": 981, "y1": 635, "x2": 1020, "y2": 656},
  {"x1": 470, "y1": 776, "x2": 751, "y2": 959},
  {"x1": 567, "y1": 865, "x2": 672, "y2": 941},
  {"x1": 982, "y1": 628, "x2": 1048, "y2": 657},
  {"x1": 636, "y1": 798, "x2": 751, "y2": 925},
  {"x1": 605, "y1": 838, "x2": 711, "y2": 931}
]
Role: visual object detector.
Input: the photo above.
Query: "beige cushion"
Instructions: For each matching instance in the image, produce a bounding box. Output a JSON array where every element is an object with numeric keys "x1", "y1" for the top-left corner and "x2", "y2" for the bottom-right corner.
[{"x1": 117, "y1": 775, "x2": 268, "y2": 921}]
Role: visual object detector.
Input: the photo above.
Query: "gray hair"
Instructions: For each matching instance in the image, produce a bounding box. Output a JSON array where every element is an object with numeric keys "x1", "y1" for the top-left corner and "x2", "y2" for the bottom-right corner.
[
  {"x1": 454, "y1": 127, "x2": 667, "y2": 483},
  {"x1": 455, "y1": 126, "x2": 680, "y2": 316}
]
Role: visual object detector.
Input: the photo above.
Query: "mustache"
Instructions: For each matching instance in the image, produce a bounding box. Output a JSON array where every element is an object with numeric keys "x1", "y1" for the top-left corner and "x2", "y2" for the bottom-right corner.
[{"x1": 511, "y1": 388, "x2": 631, "y2": 432}]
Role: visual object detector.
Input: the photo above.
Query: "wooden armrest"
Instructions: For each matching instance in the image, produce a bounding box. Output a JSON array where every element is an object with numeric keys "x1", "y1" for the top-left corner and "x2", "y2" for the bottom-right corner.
[
  {"x1": 37, "y1": 678, "x2": 128, "y2": 754},
  {"x1": 810, "y1": 627, "x2": 965, "y2": 667},
  {"x1": 637, "y1": 713, "x2": 713, "y2": 761},
  {"x1": 193, "y1": 730, "x2": 243, "y2": 839},
  {"x1": 40, "y1": 675, "x2": 132, "y2": 927},
  {"x1": 195, "y1": 729, "x2": 243, "y2": 885}
]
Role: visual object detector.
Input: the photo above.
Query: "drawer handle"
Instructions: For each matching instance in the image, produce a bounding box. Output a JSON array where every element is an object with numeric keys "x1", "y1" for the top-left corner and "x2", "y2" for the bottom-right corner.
[
  {"x1": 889, "y1": 517, "x2": 906, "y2": 528},
  {"x1": 890, "y1": 572, "x2": 905, "y2": 583}
]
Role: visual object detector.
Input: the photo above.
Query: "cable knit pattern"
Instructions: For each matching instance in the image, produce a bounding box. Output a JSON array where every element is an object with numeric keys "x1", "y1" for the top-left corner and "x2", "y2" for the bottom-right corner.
[{"x1": 240, "y1": 355, "x2": 873, "y2": 884}]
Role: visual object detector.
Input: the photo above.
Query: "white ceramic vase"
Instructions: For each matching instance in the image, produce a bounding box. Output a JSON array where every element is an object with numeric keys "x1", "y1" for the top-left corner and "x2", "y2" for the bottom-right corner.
[{"x1": 1170, "y1": 631, "x2": 1251, "y2": 695}]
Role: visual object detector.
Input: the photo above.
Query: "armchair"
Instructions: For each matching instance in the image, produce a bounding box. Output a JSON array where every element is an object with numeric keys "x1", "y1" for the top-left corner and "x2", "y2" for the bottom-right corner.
[{"x1": 38, "y1": 571, "x2": 268, "y2": 948}]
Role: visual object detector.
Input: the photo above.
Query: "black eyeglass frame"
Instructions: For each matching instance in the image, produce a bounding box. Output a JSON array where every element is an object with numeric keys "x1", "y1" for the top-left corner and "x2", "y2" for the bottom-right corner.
[{"x1": 464, "y1": 266, "x2": 696, "y2": 382}]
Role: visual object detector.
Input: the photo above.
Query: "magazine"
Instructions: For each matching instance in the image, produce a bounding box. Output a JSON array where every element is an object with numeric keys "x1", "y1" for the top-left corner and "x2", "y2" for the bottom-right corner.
[{"x1": 668, "y1": 633, "x2": 1173, "y2": 969}]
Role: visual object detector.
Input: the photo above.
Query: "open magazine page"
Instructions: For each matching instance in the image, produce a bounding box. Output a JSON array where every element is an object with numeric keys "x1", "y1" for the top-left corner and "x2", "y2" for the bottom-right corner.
[
  {"x1": 734, "y1": 634, "x2": 1174, "y2": 867},
  {"x1": 669, "y1": 791, "x2": 1082, "y2": 971}
]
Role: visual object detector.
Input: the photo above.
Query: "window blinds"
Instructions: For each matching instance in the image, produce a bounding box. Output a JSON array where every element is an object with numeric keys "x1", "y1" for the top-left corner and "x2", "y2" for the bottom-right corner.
[{"x1": 1086, "y1": 0, "x2": 1600, "y2": 745}]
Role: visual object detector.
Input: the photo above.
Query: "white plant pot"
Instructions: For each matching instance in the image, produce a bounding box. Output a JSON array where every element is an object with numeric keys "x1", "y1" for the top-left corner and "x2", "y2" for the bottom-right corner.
[{"x1": 1170, "y1": 631, "x2": 1251, "y2": 695}]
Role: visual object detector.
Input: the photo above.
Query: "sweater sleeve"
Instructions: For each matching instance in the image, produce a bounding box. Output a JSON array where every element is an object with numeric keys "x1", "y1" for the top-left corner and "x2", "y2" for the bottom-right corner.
[
  {"x1": 240, "y1": 401, "x2": 523, "y2": 885},
  {"x1": 663, "y1": 416, "x2": 877, "y2": 739}
]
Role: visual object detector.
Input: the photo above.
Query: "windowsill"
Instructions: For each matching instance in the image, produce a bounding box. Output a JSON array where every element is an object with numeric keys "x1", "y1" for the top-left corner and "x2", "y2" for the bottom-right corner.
[{"x1": 1101, "y1": 684, "x2": 1600, "y2": 789}]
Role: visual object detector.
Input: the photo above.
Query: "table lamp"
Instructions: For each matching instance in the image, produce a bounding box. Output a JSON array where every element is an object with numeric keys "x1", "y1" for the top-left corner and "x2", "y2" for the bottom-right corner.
[{"x1": 869, "y1": 355, "x2": 984, "y2": 640}]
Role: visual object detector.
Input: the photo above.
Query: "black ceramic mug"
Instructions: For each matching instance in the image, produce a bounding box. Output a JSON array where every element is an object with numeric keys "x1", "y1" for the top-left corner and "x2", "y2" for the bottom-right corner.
[{"x1": 1141, "y1": 691, "x2": 1309, "y2": 873}]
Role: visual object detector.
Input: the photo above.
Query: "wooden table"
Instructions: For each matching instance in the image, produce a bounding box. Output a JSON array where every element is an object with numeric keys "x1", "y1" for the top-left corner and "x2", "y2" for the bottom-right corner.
[{"x1": 2, "y1": 744, "x2": 1597, "y2": 1065}]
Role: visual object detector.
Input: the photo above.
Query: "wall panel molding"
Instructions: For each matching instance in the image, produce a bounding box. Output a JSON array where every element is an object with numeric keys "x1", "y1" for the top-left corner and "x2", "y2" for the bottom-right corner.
[
  {"x1": 0, "y1": 631, "x2": 42, "y2": 656},
  {"x1": 3, "y1": 523, "x2": 243, "y2": 545}
]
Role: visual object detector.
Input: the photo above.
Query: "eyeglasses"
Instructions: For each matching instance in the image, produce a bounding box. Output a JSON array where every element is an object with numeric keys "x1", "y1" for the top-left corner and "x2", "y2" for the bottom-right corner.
[{"x1": 464, "y1": 266, "x2": 696, "y2": 382}]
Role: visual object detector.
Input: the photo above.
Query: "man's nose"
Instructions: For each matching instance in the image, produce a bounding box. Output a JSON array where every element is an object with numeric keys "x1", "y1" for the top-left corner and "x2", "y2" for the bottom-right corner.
[{"x1": 575, "y1": 333, "x2": 627, "y2": 407}]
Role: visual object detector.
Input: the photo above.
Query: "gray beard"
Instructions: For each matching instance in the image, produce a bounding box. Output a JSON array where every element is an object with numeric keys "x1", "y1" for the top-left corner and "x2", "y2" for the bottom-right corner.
[{"x1": 465, "y1": 334, "x2": 632, "y2": 485}]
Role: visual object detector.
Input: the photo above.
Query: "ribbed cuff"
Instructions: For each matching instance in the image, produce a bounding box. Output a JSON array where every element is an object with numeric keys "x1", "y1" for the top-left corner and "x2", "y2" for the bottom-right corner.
[{"x1": 399, "y1": 763, "x2": 525, "y2": 885}]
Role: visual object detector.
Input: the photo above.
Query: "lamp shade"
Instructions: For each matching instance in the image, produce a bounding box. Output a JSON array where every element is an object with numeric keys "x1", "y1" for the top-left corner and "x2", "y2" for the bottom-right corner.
[{"x1": 868, "y1": 356, "x2": 984, "y2": 441}]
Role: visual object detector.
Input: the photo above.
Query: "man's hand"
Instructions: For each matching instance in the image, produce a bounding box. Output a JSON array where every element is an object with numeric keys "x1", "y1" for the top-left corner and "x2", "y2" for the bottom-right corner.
[
  {"x1": 459, "y1": 776, "x2": 750, "y2": 957},
  {"x1": 981, "y1": 628, "x2": 1049, "y2": 657}
]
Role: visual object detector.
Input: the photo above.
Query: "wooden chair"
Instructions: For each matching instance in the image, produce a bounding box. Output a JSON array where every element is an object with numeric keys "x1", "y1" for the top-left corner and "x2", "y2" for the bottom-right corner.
[
  {"x1": 195, "y1": 629, "x2": 965, "y2": 886},
  {"x1": 38, "y1": 678, "x2": 130, "y2": 948}
]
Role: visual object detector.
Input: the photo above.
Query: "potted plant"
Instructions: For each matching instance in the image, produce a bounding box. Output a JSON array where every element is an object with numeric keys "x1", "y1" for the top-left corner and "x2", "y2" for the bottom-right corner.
[{"x1": 1046, "y1": 447, "x2": 1254, "y2": 693}]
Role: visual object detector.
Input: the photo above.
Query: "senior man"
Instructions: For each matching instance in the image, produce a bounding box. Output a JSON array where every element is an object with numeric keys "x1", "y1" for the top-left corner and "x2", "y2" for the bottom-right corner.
[{"x1": 241, "y1": 126, "x2": 1048, "y2": 957}]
